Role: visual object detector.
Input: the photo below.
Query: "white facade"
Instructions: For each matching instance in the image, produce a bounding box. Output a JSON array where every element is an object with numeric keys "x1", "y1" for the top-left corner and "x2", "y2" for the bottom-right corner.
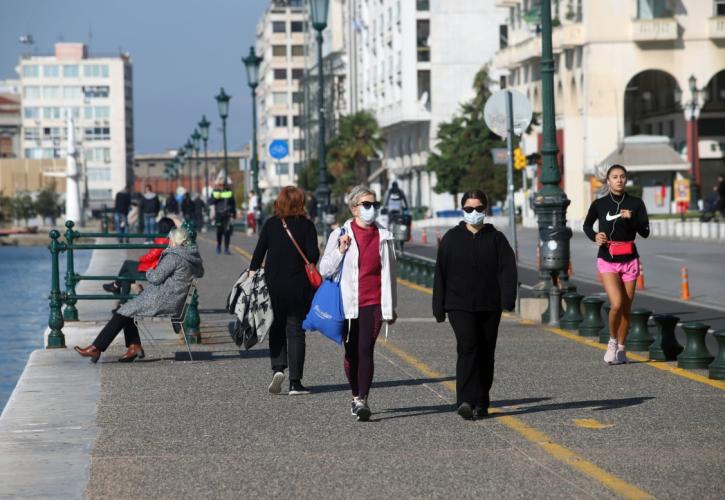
[
  {"x1": 346, "y1": 0, "x2": 507, "y2": 212},
  {"x1": 256, "y1": 0, "x2": 309, "y2": 198},
  {"x1": 17, "y1": 43, "x2": 133, "y2": 208}
]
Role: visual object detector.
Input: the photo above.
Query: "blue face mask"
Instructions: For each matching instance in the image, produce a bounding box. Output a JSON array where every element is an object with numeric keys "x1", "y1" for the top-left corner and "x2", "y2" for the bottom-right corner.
[
  {"x1": 359, "y1": 206, "x2": 377, "y2": 224},
  {"x1": 463, "y1": 210, "x2": 485, "y2": 226}
]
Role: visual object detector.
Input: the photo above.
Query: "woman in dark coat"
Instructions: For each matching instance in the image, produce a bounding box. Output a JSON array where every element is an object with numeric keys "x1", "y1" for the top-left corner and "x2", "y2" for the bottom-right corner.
[
  {"x1": 75, "y1": 227, "x2": 204, "y2": 363},
  {"x1": 250, "y1": 186, "x2": 320, "y2": 395},
  {"x1": 433, "y1": 189, "x2": 517, "y2": 420}
]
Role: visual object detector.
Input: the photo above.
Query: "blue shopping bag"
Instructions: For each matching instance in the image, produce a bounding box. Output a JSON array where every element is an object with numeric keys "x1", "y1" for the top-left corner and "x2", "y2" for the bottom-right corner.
[{"x1": 303, "y1": 237, "x2": 346, "y2": 344}]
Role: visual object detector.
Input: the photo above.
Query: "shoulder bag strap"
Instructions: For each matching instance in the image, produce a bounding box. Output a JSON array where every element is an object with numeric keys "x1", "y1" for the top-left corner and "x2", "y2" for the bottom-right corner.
[{"x1": 281, "y1": 217, "x2": 311, "y2": 266}]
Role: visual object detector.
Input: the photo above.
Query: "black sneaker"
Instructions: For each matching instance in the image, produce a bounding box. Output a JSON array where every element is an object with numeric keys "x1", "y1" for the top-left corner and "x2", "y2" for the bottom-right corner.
[
  {"x1": 473, "y1": 406, "x2": 489, "y2": 420},
  {"x1": 103, "y1": 282, "x2": 120, "y2": 294},
  {"x1": 350, "y1": 400, "x2": 358, "y2": 416},
  {"x1": 288, "y1": 382, "x2": 311, "y2": 396},
  {"x1": 354, "y1": 399, "x2": 371, "y2": 421},
  {"x1": 457, "y1": 402, "x2": 473, "y2": 420}
]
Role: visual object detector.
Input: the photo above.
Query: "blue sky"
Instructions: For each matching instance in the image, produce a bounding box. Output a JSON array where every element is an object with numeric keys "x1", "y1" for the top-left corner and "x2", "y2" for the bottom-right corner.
[{"x1": 0, "y1": 0, "x2": 269, "y2": 154}]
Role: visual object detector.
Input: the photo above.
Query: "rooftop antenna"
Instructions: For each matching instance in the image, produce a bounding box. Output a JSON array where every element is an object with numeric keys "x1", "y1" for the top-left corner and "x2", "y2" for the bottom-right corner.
[{"x1": 19, "y1": 34, "x2": 35, "y2": 57}]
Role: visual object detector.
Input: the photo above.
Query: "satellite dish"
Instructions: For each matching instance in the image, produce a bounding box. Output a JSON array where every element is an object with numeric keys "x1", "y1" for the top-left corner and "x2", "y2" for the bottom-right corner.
[{"x1": 483, "y1": 89, "x2": 533, "y2": 138}]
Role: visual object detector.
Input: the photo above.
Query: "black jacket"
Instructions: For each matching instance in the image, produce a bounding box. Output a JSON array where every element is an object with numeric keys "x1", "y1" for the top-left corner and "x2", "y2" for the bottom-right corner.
[
  {"x1": 165, "y1": 196, "x2": 179, "y2": 214},
  {"x1": 140, "y1": 193, "x2": 161, "y2": 215},
  {"x1": 433, "y1": 223, "x2": 517, "y2": 322},
  {"x1": 114, "y1": 191, "x2": 131, "y2": 215},
  {"x1": 250, "y1": 215, "x2": 320, "y2": 317},
  {"x1": 582, "y1": 193, "x2": 649, "y2": 263}
]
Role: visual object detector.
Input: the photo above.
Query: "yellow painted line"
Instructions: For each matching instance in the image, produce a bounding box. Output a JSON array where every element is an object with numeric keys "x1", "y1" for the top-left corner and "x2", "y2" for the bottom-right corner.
[
  {"x1": 199, "y1": 235, "x2": 254, "y2": 261},
  {"x1": 398, "y1": 279, "x2": 725, "y2": 391},
  {"x1": 574, "y1": 418, "x2": 615, "y2": 430},
  {"x1": 380, "y1": 340, "x2": 654, "y2": 499}
]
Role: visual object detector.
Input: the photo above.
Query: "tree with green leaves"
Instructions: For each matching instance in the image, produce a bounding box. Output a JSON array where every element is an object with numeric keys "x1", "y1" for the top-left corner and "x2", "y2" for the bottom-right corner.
[
  {"x1": 11, "y1": 192, "x2": 37, "y2": 226},
  {"x1": 36, "y1": 183, "x2": 62, "y2": 225},
  {"x1": 332, "y1": 111, "x2": 385, "y2": 184}
]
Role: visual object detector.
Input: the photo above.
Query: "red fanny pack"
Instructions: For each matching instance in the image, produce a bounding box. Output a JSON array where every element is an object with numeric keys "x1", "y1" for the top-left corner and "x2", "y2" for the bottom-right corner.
[{"x1": 608, "y1": 241, "x2": 634, "y2": 256}]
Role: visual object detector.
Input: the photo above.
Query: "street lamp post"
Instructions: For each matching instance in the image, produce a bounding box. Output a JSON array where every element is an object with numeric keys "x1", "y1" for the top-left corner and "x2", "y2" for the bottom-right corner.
[
  {"x1": 215, "y1": 88, "x2": 231, "y2": 186},
  {"x1": 242, "y1": 46, "x2": 263, "y2": 216},
  {"x1": 198, "y1": 115, "x2": 210, "y2": 198},
  {"x1": 309, "y1": 0, "x2": 331, "y2": 235},
  {"x1": 184, "y1": 139, "x2": 194, "y2": 192},
  {"x1": 192, "y1": 129, "x2": 201, "y2": 195},
  {"x1": 685, "y1": 75, "x2": 704, "y2": 210},
  {"x1": 533, "y1": 0, "x2": 572, "y2": 320},
  {"x1": 176, "y1": 147, "x2": 186, "y2": 191}
]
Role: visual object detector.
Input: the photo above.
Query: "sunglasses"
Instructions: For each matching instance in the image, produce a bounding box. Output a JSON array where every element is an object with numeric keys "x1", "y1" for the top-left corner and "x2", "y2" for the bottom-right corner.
[
  {"x1": 357, "y1": 201, "x2": 381, "y2": 210},
  {"x1": 463, "y1": 206, "x2": 485, "y2": 213}
]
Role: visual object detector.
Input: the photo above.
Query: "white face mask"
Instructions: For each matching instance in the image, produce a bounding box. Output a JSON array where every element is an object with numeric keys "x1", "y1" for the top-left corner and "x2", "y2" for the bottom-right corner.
[
  {"x1": 359, "y1": 206, "x2": 377, "y2": 224},
  {"x1": 463, "y1": 210, "x2": 485, "y2": 226}
]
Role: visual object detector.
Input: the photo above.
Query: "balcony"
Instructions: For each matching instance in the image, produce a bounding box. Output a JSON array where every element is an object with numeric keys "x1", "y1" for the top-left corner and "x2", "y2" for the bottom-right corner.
[
  {"x1": 631, "y1": 18, "x2": 678, "y2": 42},
  {"x1": 709, "y1": 17, "x2": 725, "y2": 39}
]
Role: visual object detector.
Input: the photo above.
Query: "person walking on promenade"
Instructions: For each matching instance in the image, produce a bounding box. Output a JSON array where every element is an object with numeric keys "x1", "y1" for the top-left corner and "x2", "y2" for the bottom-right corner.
[
  {"x1": 250, "y1": 186, "x2": 319, "y2": 396},
  {"x1": 247, "y1": 190, "x2": 259, "y2": 234},
  {"x1": 211, "y1": 181, "x2": 237, "y2": 254},
  {"x1": 193, "y1": 193, "x2": 206, "y2": 234},
  {"x1": 140, "y1": 184, "x2": 161, "y2": 240},
  {"x1": 165, "y1": 192, "x2": 179, "y2": 216},
  {"x1": 113, "y1": 186, "x2": 131, "y2": 243},
  {"x1": 717, "y1": 173, "x2": 725, "y2": 218},
  {"x1": 181, "y1": 192, "x2": 194, "y2": 223},
  {"x1": 74, "y1": 227, "x2": 204, "y2": 363},
  {"x1": 432, "y1": 189, "x2": 517, "y2": 420},
  {"x1": 319, "y1": 185, "x2": 398, "y2": 422},
  {"x1": 583, "y1": 164, "x2": 650, "y2": 365}
]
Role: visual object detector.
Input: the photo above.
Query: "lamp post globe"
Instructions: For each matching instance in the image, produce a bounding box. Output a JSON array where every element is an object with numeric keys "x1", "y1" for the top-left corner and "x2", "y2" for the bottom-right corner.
[
  {"x1": 198, "y1": 115, "x2": 211, "y2": 200},
  {"x1": 242, "y1": 46, "x2": 263, "y2": 218},
  {"x1": 309, "y1": 0, "x2": 330, "y2": 30},
  {"x1": 215, "y1": 87, "x2": 231, "y2": 186}
]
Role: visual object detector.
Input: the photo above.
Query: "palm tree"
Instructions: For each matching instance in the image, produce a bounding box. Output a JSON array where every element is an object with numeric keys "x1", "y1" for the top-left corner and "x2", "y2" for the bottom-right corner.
[{"x1": 334, "y1": 111, "x2": 385, "y2": 184}]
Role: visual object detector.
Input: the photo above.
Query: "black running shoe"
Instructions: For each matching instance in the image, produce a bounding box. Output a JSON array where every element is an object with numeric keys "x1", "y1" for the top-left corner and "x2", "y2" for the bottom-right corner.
[
  {"x1": 473, "y1": 406, "x2": 489, "y2": 419},
  {"x1": 355, "y1": 399, "x2": 371, "y2": 421},
  {"x1": 457, "y1": 402, "x2": 473, "y2": 420},
  {"x1": 288, "y1": 382, "x2": 311, "y2": 396}
]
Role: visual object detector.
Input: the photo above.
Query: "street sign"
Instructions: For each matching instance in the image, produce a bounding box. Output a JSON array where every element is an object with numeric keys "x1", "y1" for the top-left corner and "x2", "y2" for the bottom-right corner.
[
  {"x1": 674, "y1": 178, "x2": 691, "y2": 203},
  {"x1": 483, "y1": 89, "x2": 532, "y2": 138},
  {"x1": 269, "y1": 139, "x2": 289, "y2": 160}
]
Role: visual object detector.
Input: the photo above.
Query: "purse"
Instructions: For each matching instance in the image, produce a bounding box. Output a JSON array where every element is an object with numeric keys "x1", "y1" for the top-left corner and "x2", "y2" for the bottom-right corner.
[
  {"x1": 608, "y1": 241, "x2": 634, "y2": 256},
  {"x1": 281, "y1": 218, "x2": 323, "y2": 289}
]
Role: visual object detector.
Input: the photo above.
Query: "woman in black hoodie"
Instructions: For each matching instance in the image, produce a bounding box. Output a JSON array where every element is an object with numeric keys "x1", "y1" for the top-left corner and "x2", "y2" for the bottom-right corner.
[{"x1": 433, "y1": 190, "x2": 517, "y2": 420}]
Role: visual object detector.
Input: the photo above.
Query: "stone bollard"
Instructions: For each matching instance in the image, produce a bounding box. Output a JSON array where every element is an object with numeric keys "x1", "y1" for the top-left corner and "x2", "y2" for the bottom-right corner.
[
  {"x1": 708, "y1": 330, "x2": 725, "y2": 380},
  {"x1": 599, "y1": 303, "x2": 611, "y2": 344},
  {"x1": 625, "y1": 308, "x2": 652, "y2": 351},
  {"x1": 649, "y1": 315, "x2": 683, "y2": 361},
  {"x1": 678, "y1": 322, "x2": 714, "y2": 369},
  {"x1": 560, "y1": 292, "x2": 584, "y2": 331},
  {"x1": 547, "y1": 286, "x2": 562, "y2": 327},
  {"x1": 579, "y1": 296, "x2": 604, "y2": 337}
]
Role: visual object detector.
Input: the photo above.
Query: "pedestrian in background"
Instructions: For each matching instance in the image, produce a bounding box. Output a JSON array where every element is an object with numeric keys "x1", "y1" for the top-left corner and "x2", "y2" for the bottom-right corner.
[
  {"x1": 319, "y1": 185, "x2": 398, "y2": 422},
  {"x1": 140, "y1": 184, "x2": 161, "y2": 240},
  {"x1": 433, "y1": 189, "x2": 517, "y2": 420},
  {"x1": 113, "y1": 186, "x2": 131, "y2": 243},
  {"x1": 165, "y1": 192, "x2": 179, "y2": 215},
  {"x1": 583, "y1": 164, "x2": 649, "y2": 365},
  {"x1": 717, "y1": 173, "x2": 725, "y2": 218},
  {"x1": 211, "y1": 181, "x2": 236, "y2": 254},
  {"x1": 181, "y1": 192, "x2": 194, "y2": 224},
  {"x1": 193, "y1": 193, "x2": 206, "y2": 234},
  {"x1": 247, "y1": 190, "x2": 259, "y2": 234},
  {"x1": 250, "y1": 186, "x2": 319, "y2": 396}
]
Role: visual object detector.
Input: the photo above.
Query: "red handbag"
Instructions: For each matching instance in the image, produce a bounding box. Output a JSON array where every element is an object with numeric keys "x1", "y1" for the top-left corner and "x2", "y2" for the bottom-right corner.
[
  {"x1": 608, "y1": 241, "x2": 634, "y2": 256},
  {"x1": 281, "y1": 218, "x2": 323, "y2": 289}
]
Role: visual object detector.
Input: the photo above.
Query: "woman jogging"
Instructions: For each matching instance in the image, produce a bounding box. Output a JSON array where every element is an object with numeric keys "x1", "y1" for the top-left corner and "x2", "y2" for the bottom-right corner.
[
  {"x1": 583, "y1": 164, "x2": 649, "y2": 365},
  {"x1": 432, "y1": 189, "x2": 517, "y2": 420},
  {"x1": 319, "y1": 185, "x2": 398, "y2": 422}
]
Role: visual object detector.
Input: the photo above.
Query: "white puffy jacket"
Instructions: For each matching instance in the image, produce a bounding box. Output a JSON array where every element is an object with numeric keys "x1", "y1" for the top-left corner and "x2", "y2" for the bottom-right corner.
[{"x1": 319, "y1": 219, "x2": 398, "y2": 321}]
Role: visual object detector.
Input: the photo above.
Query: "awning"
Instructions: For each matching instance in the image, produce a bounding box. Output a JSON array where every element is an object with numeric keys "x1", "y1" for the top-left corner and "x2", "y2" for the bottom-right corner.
[{"x1": 598, "y1": 135, "x2": 689, "y2": 173}]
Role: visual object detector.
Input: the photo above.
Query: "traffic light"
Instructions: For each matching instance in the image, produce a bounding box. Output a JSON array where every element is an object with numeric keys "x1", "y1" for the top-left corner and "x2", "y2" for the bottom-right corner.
[{"x1": 514, "y1": 147, "x2": 527, "y2": 170}]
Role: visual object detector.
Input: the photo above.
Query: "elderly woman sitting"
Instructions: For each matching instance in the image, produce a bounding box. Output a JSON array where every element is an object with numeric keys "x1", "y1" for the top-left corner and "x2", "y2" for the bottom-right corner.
[{"x1": 75, "y1": 227, "x2": 205, "y2": 363}]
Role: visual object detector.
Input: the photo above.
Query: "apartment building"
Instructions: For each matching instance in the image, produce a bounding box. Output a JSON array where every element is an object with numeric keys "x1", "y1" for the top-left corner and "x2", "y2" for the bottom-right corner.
[
  {"x1": 494, "y1": 0, "x2": 725, "y2": 218},
  {"x1": 346, "y1": 0, "x2": 506, "y2": 212},
  {"x1": 255, "y1": 0, "x2": 309, "y2": 197},
  {"x1": 0, "y1": 80, "x2": 21, "y2": 158},
  {"x1": 16, "y1": 42, "x2": 133, "y2": 208}
]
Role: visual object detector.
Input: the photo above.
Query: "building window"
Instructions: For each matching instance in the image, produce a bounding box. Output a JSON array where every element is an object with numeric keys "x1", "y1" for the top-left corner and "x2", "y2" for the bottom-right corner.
[
  {"x1": 417, "y1": 0, "x2": 430, "y2": 11},
  {"x1": 43, "y1": 107, "x2": 62, "y2": 119},
  {"x1": 272, "y1": 45, "x2": 287, "y2": 57},
  {"x1": 83, "y1": 85, "x2": 110, "y2": 98},
  {"x1": 274, "y1": 116, "x2": 288, "y2": 127},
  {"x1": 86, "y1": 147, "x2": 111, "y2": 163},
  {"x1": 291, "y1": 68, "x2": 304, "y2": 80},
  {"x1": 274, "y1": 69, "x2": 287, "y2": 80},
  {"x1": 293, "y1": 139, "x2": 305, "y2": 151},
  {"x1": 273, "y1": 92, "x2": 288, "y2": 105},
  {"x1": 292, "y1": 115, "x2": 301, "y2": 127},
  {"x1": 22, "y1": 65, "x2": 39, "y2": 78},
  {"x1": 716, "y1": 0, "x2": 725, "y2": 15},
  {"x1": 499, "y1": 25, "x2": 508, "y2": 50},
  {"x1": 87, "y1": 166, "x2": 112, "y2": 181},
  {"x1": 84, "y1": 106, "x2": 110, "y2": 120},
  {"x1": 63, "y1": 65, "x2": 79, "y2": 78},
  {"x1": 89, "y1": 189, "x2": 113, "y2": 200},
  {"x1": 23, "y1": 106, "x2": 40, "y2": 119},
  {"x1": 290, "y1": 21, "x2": 305, "y2": 32},
  {"x1": 416, "y1": 20, "x2": 430, "y2": 62},
  {"x1": 291, "y1": 45, "x2": 305, "y2": 57},
  {"x1": 292, "y1": 91, "x2": 304, "y2": 103},
  {"x1": 417, "y1": 70, "x2": 431, "y2": 111},
  {"x1": 276, "y1": 163, "x2": 289, "y2": 175},
  {"x1": 23, "y1": 86, "x2": 41, "y2": 99},
  {"x1": 84, "y1": 127, "x2": 111, "y2": 141},
  {"x1": 43, "y1": 86, "x2": 61, "y2": 99},
  {"x1": 63, "y1": 86, "x2": 82, "y2": 99},
  {"x1": 43, "y1": 65, "x2": 59, "y2": 77},
  {"x1": 272, "y1": 21, "x2": 286, "y2": 33},
  {"x1": 24, "y1": 128, "x2": 40, "y2": 141},
  {"x1": 84, "y1": 64, "x2": 109, "y2": 78},
  {"x1": 43, "y1": 127, "x2": 64, "y2": 139},
  {"x1": 637, "y1": 0, "x2": 673, "y2": 19}
]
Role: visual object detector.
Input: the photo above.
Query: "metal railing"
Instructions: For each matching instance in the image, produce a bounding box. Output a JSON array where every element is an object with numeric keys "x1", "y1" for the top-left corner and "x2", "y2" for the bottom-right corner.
[{"x1": 47, "y1": 219, "x2": 201, "y2": 348}]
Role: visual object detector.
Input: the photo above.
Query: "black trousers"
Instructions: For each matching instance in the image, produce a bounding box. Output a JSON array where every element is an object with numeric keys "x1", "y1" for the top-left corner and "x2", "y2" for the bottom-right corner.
[
  {"x1": 115, "y1": 259, "x2": 142, "y2": 297},
  {"x1": 269, "y1": 312, "x2": 306, "y2": 383},
  {"x1": 93, "y1": 312, "x2": 141, "y2": 351},
  {"x1": 216, "y1": 218, "x2": 232, "y2": 249},
  {"x1": 447, "y1": 310, "x2": 502, "y2": 409}
]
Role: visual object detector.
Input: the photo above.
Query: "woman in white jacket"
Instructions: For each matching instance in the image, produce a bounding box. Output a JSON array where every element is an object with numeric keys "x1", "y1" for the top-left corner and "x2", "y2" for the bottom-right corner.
[{"x1": 319, "y1": 185, "x2": 398, "y2": 421}]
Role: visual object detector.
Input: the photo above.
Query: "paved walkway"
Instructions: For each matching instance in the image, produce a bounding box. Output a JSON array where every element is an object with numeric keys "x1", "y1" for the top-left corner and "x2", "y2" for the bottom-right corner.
[{"x1": 2, "y1": 232, "x2": 724, "y2": 498}]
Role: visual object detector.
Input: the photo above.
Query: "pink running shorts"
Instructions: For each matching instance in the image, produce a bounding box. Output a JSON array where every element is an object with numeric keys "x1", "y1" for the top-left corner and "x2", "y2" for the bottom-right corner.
[{"x1": 597, "y1": 258, "x2": 640, "y2": 282}]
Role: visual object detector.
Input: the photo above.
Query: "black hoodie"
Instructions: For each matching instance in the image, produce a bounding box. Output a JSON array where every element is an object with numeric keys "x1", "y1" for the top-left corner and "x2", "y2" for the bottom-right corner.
[
  {"x1": 433, "y1": 222, "x2": 518, "y2": 322},
  {"x1": 583, "y1": 193, "x2": 649, "y2": 263}
]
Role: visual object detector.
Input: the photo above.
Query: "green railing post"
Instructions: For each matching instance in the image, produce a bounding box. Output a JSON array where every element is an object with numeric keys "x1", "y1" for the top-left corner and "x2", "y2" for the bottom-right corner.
[
  {"x1": 578, "y1": 296, "x2": 604, "y2": 337},
  {"x1": 708, "y1": 330, "x2": 725, "y2": 380},
  {"x1": 423, "y1": 261, "x2": 434, "y2": 288},
  {"x1": 63, "y1": 220, "x2": 79, "y2": 321},
  {"x1": 181, "y1": 219, "x2": 201, "y2": 343},
  {"x1": 560, "y1": 292, "x2": 583, "y2": 331},
  {"x1": 410, "y1": 259, "x2": 421, "y2": 285},
  {"x1": 101, "y1": 204, "x2": 109, "y2": 233},
  {"x1": 599, "y1": 303, "x2": 611, "y2": 344},
  {"x1": 625, "y1": 308, "x2": 652, "y2": 351},
  {"x1": 47, "y1": 230, "x2": 66, "y2": 348},
  {"x1": 649, "y1": 315, "x2": 683, "y2": 361},
  {"x1": 678, "y1": 322, "x2": 714, "y2": 369}
]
